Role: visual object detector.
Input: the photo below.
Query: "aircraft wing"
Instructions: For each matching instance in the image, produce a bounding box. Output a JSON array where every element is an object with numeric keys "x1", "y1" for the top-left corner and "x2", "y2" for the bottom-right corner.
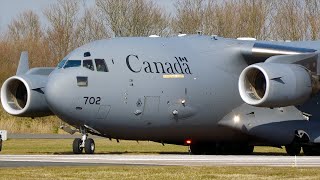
[
  {"x1": 237, "y1": 41, "x2": 320, "y2": 108},
  {"x1": 242, "y1": 42, "x2": 320, "y2": 75}
]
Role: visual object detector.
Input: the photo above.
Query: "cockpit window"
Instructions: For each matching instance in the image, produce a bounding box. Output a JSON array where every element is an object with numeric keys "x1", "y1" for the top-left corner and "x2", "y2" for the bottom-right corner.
[
  {"x1": 57, "y1": 60, "x2": 67, "y2": 69},
  {"x1": 64, "y1": 60, "x2": 81, "y2": 69},
  {"x1": 83, "y1": 60, "x2": 94, "y2": 71},
  {"x1": 95, "y1": 59, "x2": 108, "y2": 72}
]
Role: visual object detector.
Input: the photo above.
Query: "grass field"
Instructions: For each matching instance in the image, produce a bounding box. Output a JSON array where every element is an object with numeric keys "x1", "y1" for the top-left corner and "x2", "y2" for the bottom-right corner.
[
  {"x1": 0, "y1": 139, "x2": 188, "y2": 155},
  {"x1": 1, "y1": 166, "x2": 320, "y2": 180},
  {"x1": 0, "y1": 139, "x2": 318, "y2": 179},
  {"x1": 0, "y1": 110, "x2": 61, "y2": 134}
]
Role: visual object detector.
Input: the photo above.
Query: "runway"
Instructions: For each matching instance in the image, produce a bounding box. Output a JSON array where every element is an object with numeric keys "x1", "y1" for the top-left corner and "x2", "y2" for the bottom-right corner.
[{"x1": 1, "y1": 155, "x2": 320, "y2": 167}]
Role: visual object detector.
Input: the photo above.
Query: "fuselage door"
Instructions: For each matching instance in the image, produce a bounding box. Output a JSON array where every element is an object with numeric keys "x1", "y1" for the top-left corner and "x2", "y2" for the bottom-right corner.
[{"x1": 141, "y1": 96, "x2": 160, "y2": 125}]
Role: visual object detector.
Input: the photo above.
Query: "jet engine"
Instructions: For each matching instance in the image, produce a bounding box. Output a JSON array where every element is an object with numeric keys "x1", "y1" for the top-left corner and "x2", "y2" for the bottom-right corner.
[
  {"x1": 1, "y1": 75, "x2": 53, "y2": 117},
  {"x1": 238, "y1": 63, "x2": 314, "y2": 107}
]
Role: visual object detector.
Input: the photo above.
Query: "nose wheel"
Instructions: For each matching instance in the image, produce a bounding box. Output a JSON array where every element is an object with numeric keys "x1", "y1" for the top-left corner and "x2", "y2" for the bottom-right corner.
[
  {"x1": 72, "y1": 126, "x2": 95, "y2": 154},
  {"x1": 84, "y1": 138, "x2": 95, "y2": 154},
  {"x1": 72, "y1": 138, "x2": 83, "y2": 154}
]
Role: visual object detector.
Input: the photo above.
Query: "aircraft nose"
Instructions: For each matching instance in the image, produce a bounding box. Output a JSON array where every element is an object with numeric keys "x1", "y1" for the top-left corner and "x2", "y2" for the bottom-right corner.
[{"x1": 45, "y1": 71, "x2": 74, "y2": 116}]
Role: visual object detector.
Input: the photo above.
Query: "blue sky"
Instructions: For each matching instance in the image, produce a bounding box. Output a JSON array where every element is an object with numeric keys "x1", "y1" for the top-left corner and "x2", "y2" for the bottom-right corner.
[{"x1": 0, "y1": 0, "x2": 175, "y2": 32}]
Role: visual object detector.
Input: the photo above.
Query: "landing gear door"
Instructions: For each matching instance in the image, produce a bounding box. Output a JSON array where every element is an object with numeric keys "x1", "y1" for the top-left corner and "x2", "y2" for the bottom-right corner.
[{"x1": 96, "y1": 105, "x2": 111, "y2": 119}]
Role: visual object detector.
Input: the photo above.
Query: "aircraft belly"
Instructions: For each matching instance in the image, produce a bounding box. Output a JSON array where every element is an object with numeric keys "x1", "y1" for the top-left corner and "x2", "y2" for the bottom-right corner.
[{"x1": 93, "y1": 123, "x2": 248, "y2": 142}]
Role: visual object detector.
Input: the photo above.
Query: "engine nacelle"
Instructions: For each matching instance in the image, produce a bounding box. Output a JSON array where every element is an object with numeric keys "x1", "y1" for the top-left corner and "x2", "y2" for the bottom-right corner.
[
  {"x1": 239, "y1": 63, "x2": 313, "y2": 107},
  {"x1": 1, "y1": 75, "x2": 53, "y2": 117}
]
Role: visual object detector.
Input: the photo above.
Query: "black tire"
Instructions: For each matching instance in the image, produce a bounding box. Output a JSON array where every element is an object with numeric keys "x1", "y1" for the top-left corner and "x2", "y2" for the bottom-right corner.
[
  {"x1": 303, "y1": 146, "x2": 320, "y2": 156},
  {"x1": 84, "y1": 138, "x2": 95, "y2": 154},
  {"x1": 190, "y1": 143, "x2": 216, "y2": 155},
  {"x1": 205, "y1": 143, "x2": 217, "y2": 155},
  {"x1": 303, "y1": 146, "x2": 313, "y2": 156},
  {"x1": 218, "y1": 143, "x2": 253, "y2": 155},
  {"x1": 285, "y1": 144, "x2": 301, "y2": 156},
  {"x1": 244, "y1": 145, "x2": 254, "y2": 155},
  {"x1": 73, "y1": 138, "x2": 83, "y2": 154},
  {"x1": 190, "y1": 144, "x2": 204, "y2": 155}
]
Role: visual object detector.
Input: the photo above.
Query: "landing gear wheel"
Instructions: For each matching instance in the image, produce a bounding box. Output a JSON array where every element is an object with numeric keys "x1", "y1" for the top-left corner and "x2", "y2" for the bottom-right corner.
[
  {"x1": 303, "y1": 146, "x2": 320, "y2": 156},
  {"x1": 190, "y1": 144, "x2": 216, "y2": 155},
  {"x1": 303, "y1": 146, "x2": 313, "y2": 156},
  {"x1": 218, "y1": 143, "x2": 253, "y2": 155},
  {"x1": 84, "y1": 138, "x2": 95, "y2": 154},
  {"x1": 244, "y1": 145, "x2": 254, "y2": 155},
  {"x1": 285, "y1": 144, "x2": 301, "y2": 156},
  {"x1": 231, "y1": 144, "x2": 254, "y2": 155},
  {"x1": 190, "y1": 144, "x2": 204, "y2": 155},
  {"x1": 73, "y1": 138, "x2": 83, "y2": 154}
]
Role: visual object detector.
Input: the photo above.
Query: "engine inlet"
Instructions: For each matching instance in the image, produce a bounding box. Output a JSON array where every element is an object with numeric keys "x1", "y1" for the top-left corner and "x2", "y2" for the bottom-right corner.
[
  {"x1": 1, "y1": 77, "x2": 29, "y2": 112},
  {"x1": 244, "y1": 68, "x2": 267, "y2": 100}
]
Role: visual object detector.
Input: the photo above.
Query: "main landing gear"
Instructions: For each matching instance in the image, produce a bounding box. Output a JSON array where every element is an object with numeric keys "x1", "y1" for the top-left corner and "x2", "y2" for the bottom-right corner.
[
  {"x1": 302, "y1": 145, "x2": 320, "y2": 156},
  {"x1": 190, "y1": 143, "x2": 254, "y2": 155},
  {"x1": 73, "y1": 126, "x2": 95, "y2": 154},
  {"x1": 285, "y1": 143, "x2": 320, "y2": 156},
  {"x1": 285, "y1": 142, "x2": 301, "y2": 156},
  {"x1": 285, "y1": 130, "x2": 311, "y2": 156}
]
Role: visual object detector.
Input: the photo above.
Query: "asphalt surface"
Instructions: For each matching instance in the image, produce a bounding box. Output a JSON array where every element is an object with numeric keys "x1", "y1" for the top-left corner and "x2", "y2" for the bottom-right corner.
[{"x1": 1, "y1": 155, "x2": 320, "y2": 167}]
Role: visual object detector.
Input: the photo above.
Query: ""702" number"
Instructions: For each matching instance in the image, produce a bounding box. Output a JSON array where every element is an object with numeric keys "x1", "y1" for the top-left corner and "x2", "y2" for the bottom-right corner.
[{"x1": 84, "y1": 97, "x2": 101, "y2": 105}]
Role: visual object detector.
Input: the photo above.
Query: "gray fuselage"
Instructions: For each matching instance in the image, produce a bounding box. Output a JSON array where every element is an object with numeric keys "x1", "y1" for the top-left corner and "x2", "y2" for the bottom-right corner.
[{"x1": 44, "y1": 35, "x2": 320, "y2": 146}]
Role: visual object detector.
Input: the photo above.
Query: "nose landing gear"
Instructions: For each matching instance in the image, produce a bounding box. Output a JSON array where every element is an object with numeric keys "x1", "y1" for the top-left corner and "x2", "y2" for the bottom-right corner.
[{"x1": 72, "y1": 126, "x2": 95, "y2": 154}]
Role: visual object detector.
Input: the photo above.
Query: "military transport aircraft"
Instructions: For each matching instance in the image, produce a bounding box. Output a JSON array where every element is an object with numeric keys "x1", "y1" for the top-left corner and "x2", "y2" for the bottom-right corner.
[{"x1": 2, "y1": 35, "x2": 320, "y2": 156}]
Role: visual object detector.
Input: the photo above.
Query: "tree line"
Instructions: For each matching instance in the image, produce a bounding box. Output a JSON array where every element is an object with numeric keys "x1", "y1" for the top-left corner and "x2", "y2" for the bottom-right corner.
[{"x1": 1, "y1": 0, "x2": 320, "y2": 83}]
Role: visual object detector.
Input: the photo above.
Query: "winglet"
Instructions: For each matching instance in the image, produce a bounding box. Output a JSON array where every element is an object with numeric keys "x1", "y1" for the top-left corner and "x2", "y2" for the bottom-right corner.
[{"x1": 16, "y1": 51, "x2": 29, "y2": 75}]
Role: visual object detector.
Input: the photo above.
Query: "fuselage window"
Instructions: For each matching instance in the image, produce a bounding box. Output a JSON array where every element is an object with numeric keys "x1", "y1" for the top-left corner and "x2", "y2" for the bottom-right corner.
[
  {"x1": 83, "y1": 60, "x2": 94, "y2": 71},
  {"x1": 57, "y1": 60, "x2": 67, "y2": 69},
  {"x1": 64, "y1": 60, "x2": 81, "y2": 69},
  {"x1": 95, "y1": 59, "x2": 109, "y2": 72}
]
